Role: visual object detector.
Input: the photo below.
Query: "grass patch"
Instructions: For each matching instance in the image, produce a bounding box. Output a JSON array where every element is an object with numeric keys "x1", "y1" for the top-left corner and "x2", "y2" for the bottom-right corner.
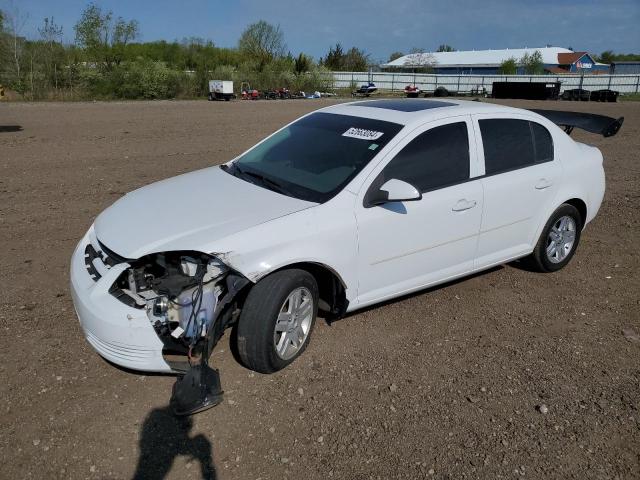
[{"x1": 619, "y1": 93, "x2": 640, "y2": 101}]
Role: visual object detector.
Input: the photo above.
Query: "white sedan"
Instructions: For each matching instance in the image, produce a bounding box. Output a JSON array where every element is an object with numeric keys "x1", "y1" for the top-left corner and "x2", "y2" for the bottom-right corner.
[{"x1": 70, "y1": 99, "x2": 622, "y2": 414}]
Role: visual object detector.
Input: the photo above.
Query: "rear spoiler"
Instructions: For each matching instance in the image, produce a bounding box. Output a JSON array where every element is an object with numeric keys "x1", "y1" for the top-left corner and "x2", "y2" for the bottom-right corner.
[{"x1": 530, "y1": 109, "x2": 624, "y2": 137}]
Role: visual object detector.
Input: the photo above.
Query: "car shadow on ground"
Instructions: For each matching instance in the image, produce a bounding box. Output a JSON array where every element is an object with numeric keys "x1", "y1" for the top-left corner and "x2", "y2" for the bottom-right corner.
[
  {"x1": 331, "y1": 265, "x2": 505, "y2": 322},
  {"x1": 507, "y1": 258, "x2": 540, "y2": 272},
  {"x1": 132, "y1": 405, "x2": 217, "y2": 480},
  {"x1": 226, "y1": 265, "x2": 508, "y2": 364},
  {"x1": 0, "y1": 125, "x2": 22, "y2": 132}
]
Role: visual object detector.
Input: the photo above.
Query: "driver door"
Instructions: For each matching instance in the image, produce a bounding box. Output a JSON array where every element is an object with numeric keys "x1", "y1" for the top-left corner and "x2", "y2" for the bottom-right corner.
[{"x1": 354, "y1": 117, "x2": 483, "y2": 307}]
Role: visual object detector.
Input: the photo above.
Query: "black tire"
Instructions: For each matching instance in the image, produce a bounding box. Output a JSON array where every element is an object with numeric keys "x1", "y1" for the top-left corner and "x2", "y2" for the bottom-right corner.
[
  {"x1": 525, "y1": 204, "x2": 583, "y2": 272},
  {"x1": 236, "y1": 269, "x2": 319, "y2": 373}
]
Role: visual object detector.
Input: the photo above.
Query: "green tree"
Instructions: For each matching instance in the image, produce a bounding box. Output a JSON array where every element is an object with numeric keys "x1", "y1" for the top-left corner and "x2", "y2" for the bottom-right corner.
[
  {"x1": 613, "y1": 52, "x2": 640, "y2": 61},
  {"x1": 321, "y1": 44, "x2": 369, "y2": 71},
  {"x1": 74, "y1": 3, "x2": 138, "y2": 70},
  {"x1": 0, "y1": 6, "x2": 337, "y2": 100},
  {"x1": 321, "y1": 43, "x2": 344, "y2": 70},
  {"x1": 597, "y1": 50, "x2": 615, "y2": 64},
  {"x1": 0, "y1": 10, "x2": 5, "y2": 65},
  {"x1": 520, "y1": 50, "x2": 543, "y2": 74},
  {"x1": 39, "y1": 17, "x2": 63, "y2": 46},
  {"x1": 37, "y1": 17, "x2": 64, "y2": 91},
  {"x1": 437, "y1": 44, "x2": 455, "y2": 52},
  {"x1": 388, "y1": 51, "x2": 404, "y2": 62},
  {"x1": 498, "y1": 58, "x2": 517, "y2": 75},
  {"x1": 343, "y1": 47, "x2": 369, "y2": 71},
  {"x1": 3, "y1": 2, "x2": 29, "y2": 95},
  {"x1": 238, "y1": 20, "x2": 285, "y2": 69},
  {"x1": 294, "y1": 52, "x2": 312, "y2": 74}
]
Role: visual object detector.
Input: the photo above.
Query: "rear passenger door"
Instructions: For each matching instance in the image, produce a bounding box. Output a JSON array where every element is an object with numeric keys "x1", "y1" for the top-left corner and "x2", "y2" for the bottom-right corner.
[{"x1": 472, "y1": 114, "x2": 561, "y2": 269}]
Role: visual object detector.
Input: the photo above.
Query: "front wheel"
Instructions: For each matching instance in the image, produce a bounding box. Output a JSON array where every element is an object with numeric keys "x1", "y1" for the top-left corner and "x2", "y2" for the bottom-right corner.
[
  {"x1": 525, "y1": 204, "x2": 583, "y2": 272},
  {"x1": 236, "y1": 269, "x2": 318, "y2": 373}
]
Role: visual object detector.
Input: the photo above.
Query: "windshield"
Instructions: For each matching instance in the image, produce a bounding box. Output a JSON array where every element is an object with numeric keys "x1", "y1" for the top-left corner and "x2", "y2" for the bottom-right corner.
[{"x1": 224, "y1": 112, "x2": 403, "y2": 203}]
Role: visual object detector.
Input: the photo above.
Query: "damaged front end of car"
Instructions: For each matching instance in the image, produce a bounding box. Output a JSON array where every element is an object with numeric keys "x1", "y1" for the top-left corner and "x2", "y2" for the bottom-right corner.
[{"x1": 107, "y1": 247, "x2": 250, "y2": 415}]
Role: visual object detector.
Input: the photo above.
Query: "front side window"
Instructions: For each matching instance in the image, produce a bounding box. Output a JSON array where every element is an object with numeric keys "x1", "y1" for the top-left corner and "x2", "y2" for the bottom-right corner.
[
  {"x1": 226, "y1": 112, "x2": 403, "y2": 203},
  {"x1": 380, "y1": 122, "x2": 470, "y2": 193},
  {"x1": 480, "y1": 119, "x2": 554, "y2": 175}
]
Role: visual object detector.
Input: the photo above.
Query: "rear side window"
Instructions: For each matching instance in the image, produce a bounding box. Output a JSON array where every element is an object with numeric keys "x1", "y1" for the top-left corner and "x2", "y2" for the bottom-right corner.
[
  {"x1": 382, "y1": 122, "x2": 470, "y2": 193},
  {"x1": 480, "y1": 119, "x2": 554, "y2": 175},
  {"x1": 531, "y1": 122, "x2": 554, "y2": 163}
]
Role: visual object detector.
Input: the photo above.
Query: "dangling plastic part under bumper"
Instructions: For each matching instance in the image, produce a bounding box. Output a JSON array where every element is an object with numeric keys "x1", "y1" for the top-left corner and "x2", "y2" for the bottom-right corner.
[
  {"x1": 168, "y1": 273, "x2": 250, "y2": 416},
  {"x1": 170, "y1": 362, "x2": 224, "y2": 416}
]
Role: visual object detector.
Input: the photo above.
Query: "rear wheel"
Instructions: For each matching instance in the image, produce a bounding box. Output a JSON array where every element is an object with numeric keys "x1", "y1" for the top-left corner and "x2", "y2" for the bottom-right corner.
[
  {"x1": 236, "y1": 269, "x2": 318, "y2": 373},
  {"x1": 525, "y1": 204, "x2": 583, "y2": 272}
]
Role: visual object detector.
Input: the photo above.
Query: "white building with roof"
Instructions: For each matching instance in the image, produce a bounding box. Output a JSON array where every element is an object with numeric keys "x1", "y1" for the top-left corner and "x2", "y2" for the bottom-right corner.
[{"x1": 382, "y1": 47, "x2": 609, "y2": 74}]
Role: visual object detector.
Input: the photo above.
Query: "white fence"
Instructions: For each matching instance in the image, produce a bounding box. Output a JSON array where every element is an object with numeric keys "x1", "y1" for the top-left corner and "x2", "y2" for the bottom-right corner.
[{"x1": 325, "y1": 72, "x2": 640, "y2": 95}]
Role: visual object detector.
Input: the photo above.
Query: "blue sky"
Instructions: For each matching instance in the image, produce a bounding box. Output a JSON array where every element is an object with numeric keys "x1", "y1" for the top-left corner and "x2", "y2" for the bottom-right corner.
[{"x1": 4, "y1": 0, "x2": 640, "y2": 62}]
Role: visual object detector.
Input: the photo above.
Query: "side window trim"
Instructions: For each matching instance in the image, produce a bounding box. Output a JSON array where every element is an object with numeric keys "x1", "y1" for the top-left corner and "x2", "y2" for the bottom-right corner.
[
  {"x1": 385, "y1": 121, "x2": 471, "y2": 194},
  {"x1": 473, "y1": 114, "x2": 555, "y2": 179},
  {"x1": 381, "y1": 120, "x2": 472, "y2": 192},
  {"x1": 479, "y1": 118, "x2": 535, "y2": 175},
  {"x1": 359, "y1": 115, "x2": 479, "y2": 206},
  {"x1": 530, "y1": 121, "x2": 555, "y2": 164}
]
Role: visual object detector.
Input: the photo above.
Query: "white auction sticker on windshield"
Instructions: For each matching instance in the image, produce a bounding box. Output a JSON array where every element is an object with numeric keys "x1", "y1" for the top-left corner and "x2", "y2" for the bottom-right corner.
[{"x1": 342, "y1": 127, "x2": 384, "y2": 141}]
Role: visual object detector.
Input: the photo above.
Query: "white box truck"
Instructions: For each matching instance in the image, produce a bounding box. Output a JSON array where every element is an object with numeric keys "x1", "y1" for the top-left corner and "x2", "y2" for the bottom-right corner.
[{"x1": 208, "y1": 80, "x2": 235, "y2": 101}]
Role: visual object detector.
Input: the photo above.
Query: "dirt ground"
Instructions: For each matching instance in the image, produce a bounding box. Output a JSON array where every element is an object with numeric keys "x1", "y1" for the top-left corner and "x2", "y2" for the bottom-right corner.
[{"x1": 0, "y1": 97, "x2": 639, "y2": 480}]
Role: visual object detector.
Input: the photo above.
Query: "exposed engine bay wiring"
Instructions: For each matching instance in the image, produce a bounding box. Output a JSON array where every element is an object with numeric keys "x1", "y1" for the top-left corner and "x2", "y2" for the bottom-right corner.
[{"x1": 104, "y1": 250, "x2": 251, "y2": 414}]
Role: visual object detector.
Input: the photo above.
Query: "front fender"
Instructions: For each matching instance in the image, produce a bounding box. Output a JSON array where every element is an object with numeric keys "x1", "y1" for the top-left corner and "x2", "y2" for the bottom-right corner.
[{"x1": 203, "y1": 192, "x2": 359, "y2": 304}]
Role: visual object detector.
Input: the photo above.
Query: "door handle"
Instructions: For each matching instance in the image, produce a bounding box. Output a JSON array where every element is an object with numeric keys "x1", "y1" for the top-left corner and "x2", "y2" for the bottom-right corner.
[
  {"x1": 535, "y1": 178, "x2": 553, "y2": 190},
  {"x1": 452, "y1": 199, "x2": 477, "y2": 212}
]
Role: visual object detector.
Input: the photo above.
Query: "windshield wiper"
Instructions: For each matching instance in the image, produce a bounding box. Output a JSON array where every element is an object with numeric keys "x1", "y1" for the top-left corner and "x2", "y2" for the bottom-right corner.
[{"x1": 230, "y1": 163, "x2": 293, "y2": 197}]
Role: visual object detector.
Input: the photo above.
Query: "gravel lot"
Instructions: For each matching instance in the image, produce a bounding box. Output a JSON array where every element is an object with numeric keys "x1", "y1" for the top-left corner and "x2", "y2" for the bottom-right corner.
[{"x1": 1, "y1": 98, "x2": 639, "y2": 480}]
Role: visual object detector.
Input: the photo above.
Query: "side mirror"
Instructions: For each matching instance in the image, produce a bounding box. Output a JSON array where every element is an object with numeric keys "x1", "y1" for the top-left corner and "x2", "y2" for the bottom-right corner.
[{"x1": 365, "y1": 178, "x2": 422, "y2": 207}]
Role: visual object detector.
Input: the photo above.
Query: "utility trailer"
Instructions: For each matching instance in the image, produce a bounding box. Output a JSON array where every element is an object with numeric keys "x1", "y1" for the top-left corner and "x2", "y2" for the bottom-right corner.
[
  {"x1": 492, "y1": 81, "x2": 561, "y2": 100},
  {"x1": 590, "y1": 89, "x2": 619, "y2": 102},
  {"x1": 562, "y1": 88, "x2": 591, "y2": 101},
  {"x1": 208, "y1": 80, "x2": 235, "y2": 101}
]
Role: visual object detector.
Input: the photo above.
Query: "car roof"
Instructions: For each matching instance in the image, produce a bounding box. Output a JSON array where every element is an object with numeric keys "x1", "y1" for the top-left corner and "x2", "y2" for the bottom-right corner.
[{"x1": 318, "y1": 99, "x2": 526, "y2": 126}]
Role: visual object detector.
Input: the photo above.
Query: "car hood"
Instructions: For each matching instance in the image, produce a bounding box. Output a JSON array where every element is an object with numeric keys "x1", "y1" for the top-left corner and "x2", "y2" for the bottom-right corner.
[{"x1": 94, "y1": 166, "x2": 316, "y2": 259}]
